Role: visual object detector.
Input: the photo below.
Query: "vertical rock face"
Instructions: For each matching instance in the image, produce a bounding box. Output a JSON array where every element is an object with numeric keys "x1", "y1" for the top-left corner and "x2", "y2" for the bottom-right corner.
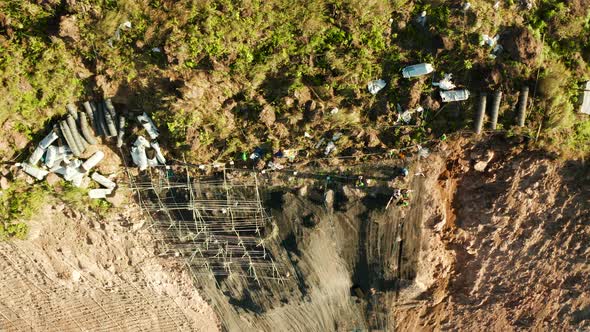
[
  {"x1": 190, "y1": 164, "x2": 429, "y2": 331},
  {"x1": 392, "y1": 138, "x2": 590, "y2": 331}
]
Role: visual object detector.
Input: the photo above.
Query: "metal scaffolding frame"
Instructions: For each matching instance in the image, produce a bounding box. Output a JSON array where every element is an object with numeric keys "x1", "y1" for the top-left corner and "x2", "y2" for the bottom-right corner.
[{"x1": 127, "y1": 165, "x2": 286, "y2": 284}]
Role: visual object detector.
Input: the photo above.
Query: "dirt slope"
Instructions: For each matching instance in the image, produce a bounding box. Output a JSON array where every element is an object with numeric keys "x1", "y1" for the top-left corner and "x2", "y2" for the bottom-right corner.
[
  {"x1": 0, "y1": 136, "x2": 587, "y2": 332},
  {"x1": 0, "y1": 201, "x2": 219, "y2": 332},
  {"x1": 393, "y1": 137, "x2": 590, "y2": 331}
]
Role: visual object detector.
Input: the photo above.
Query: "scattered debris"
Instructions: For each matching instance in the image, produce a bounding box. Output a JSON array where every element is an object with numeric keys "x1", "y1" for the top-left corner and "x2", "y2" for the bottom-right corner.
[
  {"x1": 249, "y1": 147, "x2": 263, "y2": 160},
  {"x1": 481, "y1": 34, "x2": 499, "y2": 48},
  {"x1": 401, "y1": 110, "x2": 413, "y2": 123},
  {"x1": 417, "y1": 145, "x2": 430, "y2": 158},
  {"x1": 463, "y1": 2, "x2": 471, "y2": 11},
  {"x1": 315, "y1": 138, "x2": 326, "y2": 149},
  {"x1": 267, "y1": 161, "x2": 284, "y2": 171},
  {"x1": 324, "y1": 141, "x2": 336, "y2": 156},
  {"x1": 522, "y1": 0, "x2": 535, "y2": 10},
  {"x1": 440, "y1": 89, "x2": 470, "y2": 102},
  {"x1": 433, "y1": 73, "x2": 456, "y2": 90},
  {"x1": 330, "y1": 107, "x2": 339, "y2": 115},
  {"x1": 416, "y1": 11, "x2": 427, "y2": 26},
  {"x1": 108, "y1": 21, "x2": 132, "y2": 47},
  {"x1": 578, "y1": 81, "x2": 590, "y2": 115},
  {"x1": 481, "y1": 34, "x2": 504, "y2": 59},
  {"x1": 402, "y1": 63, "x2": 434, "y2": 79},
  {"x1": 474, "y1": 150, "x2": 495, "y2": 172},
  {"x1": 368, "y1": 79, "x2": 387, "y2": 95}
]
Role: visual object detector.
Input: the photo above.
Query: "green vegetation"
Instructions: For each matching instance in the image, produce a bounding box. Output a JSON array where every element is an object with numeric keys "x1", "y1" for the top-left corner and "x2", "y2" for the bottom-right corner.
[
  {"x1": 0, "y1": 2, "x2": 82, "y2": 142},
  {"x1": 61, "y1": 183, "x2": 112, "y2": 214},
  {"x1": 0, "y1": 180, "x2": 47, "y2": 239},
  {"x1": 1, "y1": 0, "x2": 589, "y2": 162}
]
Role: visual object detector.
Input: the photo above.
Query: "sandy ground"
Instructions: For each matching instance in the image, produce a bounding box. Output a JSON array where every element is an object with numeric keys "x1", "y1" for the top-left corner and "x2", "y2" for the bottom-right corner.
[{"x1": 0, "y1": 201, "x2": 219, "y2": 332}]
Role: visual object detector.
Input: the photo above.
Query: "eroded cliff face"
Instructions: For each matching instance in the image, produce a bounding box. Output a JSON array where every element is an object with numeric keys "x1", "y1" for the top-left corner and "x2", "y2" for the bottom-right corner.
[
  {"x1": 2, "y1": 136, "x2": 586, "y2": 332},
  {"x1": 393, "y1": 138, "x2": 590, "y2": 331},
  {"x1": 188, "y1": 137, "x2": 588, "y2": 331}
]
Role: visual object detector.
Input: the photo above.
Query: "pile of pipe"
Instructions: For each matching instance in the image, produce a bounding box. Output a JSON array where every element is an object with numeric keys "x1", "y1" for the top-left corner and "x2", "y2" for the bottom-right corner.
[
  {"x1": 130, "y1": 113, "x2": 166, "y2": 171},
  {"x1": 17, "y1": 99, "x2": 124, "y2": 198}
]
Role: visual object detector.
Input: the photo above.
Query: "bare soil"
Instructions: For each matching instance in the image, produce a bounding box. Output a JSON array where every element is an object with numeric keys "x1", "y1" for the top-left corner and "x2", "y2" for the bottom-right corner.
[
  {"x1": 0, "y1": 201, "x2": 219, "y2": 331},
  {"x1": 1, "y1": 136, "x2": 588, "y2": 331},
  {"x1": 502, "y1": 26, "x2": 543, "y2": 67},
  {"x1": 392, "y1": 137, "x2": 590, "y2": 331}
]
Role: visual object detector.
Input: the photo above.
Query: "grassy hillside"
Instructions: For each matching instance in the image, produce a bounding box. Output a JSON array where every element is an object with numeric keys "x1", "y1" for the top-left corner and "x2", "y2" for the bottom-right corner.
[{"x1": 1, "y1": 0, "x2": 589, "y2": 161}]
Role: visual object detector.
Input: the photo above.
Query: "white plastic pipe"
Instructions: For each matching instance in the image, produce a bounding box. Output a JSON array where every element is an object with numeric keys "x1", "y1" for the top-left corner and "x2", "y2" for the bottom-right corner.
[
  {"x1": 137, "y1": 112, "x2": 160, "y2": 139},
  {"x1": 45, "y1": 145, "x2": 58, "y2": 168},
  {"x1": 81, "y1": 151, "x2": 104, "y2": 172},
  {"x1": 28, "y1": 146, "x2": 46, "y2": 165},
  {"x1": 131, "y1": 146, "x2": 148, "y2": 170},
  {"x1": 151, "y1": 141, "x2": 166, "y2": 164},
  {"x1": 134, "y1": 135, "x2": 150, "y2": 148},
  {"x1": 19, "y1": 163, "x2": 49, "y2": 180},
  {"x1": 39, "y1": 131, "x2": 59, "y2": 149},
  {"x1": 91, "y1": 172, "x2": 116, "y2": 189}
]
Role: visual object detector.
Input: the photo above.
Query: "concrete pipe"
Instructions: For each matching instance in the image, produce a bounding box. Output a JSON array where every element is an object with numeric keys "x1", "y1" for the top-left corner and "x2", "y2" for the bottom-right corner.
[
  {"x1": 91, "y1": 172, "x2": 116, "y2": 189},
  {"x1": 104, "y1": 98, "x2": 117, "y2": 119},
  {"x1": 102, "y1": 101, "x2": 118, "y2": 137},
  {"x1": 80, "y1": 112, "x2": 98, "y2": 145},
  {"x1": 19, "y1": 162, "x2": 49, "y2": 180},
  {"x1": 28, "y1": 146, "x2": 45, "y2": 165},
  {"x1": 66, "y1": 103, "x2": 79, "y2": 120},
  {"x1": 39, "y1": 131, "x2": 59, "y2": 149},
  {"x1": 517, "y1": 86, "x2": 529, "y2": 127},
  {"x1": 88, "y1": 188, "x2": 114, "y2": 199},
  {"x1": 91, "y1": 101, "x2": 103, "y2": 136},
  {"x1": 83, "y1": 101, "x2": 95, "y2": 131},
  {"x1": 59, "y1": 121, "x2": 81, "y2": 157},
  {"x1": 97, "y1": 102, "x2": 108, "y2": 137},
  {"x1": 474, "y1": 93, "x2": 486, "y2": 135},
  {"x1": 490, "y1": 91, "x2": 502, "y2": 130},
  {"x1": 44, "y1": 145, "x2": 58, "y2": 168},
  {"x1": 66, "y1": 115, "x2": 88, "y2": 152},
  {"x1": 116, "y1": 115, "x2": 125, "y2": 148}
]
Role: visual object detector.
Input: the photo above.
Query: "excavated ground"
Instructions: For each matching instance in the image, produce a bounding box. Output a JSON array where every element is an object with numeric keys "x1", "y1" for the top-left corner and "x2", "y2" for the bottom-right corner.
[
  {"x1": 191, "y1": 136, "x2": 589, "y2": 331},
  {"x1": 392, "y1": 136, "x2": 590, "y2": 331},
  {"x1": 0, "y1": 135, "x2": 588, "y2": 331}
]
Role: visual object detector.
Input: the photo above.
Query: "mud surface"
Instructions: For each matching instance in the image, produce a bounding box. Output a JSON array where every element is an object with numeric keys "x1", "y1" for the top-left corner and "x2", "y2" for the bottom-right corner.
[{"x1": 188, "y1": 161, "x2": 428, "y2": 331}]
